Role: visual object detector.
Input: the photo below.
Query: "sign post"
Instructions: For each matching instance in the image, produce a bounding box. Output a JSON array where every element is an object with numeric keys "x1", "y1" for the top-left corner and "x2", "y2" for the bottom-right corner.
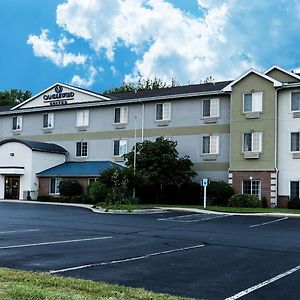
[{"x1": 202, "y1": 179, "x2": 208, "y2": 208}]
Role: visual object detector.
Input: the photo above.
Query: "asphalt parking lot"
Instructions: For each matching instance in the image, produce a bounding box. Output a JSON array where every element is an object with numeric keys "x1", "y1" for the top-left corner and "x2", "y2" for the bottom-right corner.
[{"x1": 0, "y1": 202, "x2": 300, "y2": 299}]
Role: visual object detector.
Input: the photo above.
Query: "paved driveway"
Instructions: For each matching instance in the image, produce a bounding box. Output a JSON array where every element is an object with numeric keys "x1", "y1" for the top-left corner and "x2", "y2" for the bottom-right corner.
[{"x1": 0, "y1": 201, "x2": 300, "y2": 299}]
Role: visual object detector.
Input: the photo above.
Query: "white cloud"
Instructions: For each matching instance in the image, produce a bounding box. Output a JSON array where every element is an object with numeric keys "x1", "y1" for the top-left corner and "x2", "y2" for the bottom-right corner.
[
  {"x1": 27, "y1": 29, "x2": 87, "y2": 67},
  {"x1": 71, "y1": 65, "x2": 97, "y2": 87}
]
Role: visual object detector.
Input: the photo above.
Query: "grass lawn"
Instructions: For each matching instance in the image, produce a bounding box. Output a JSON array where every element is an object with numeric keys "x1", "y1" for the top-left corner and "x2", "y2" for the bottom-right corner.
[{"x1": 0, "y1": 268, "x2": 191, "y2": 300}]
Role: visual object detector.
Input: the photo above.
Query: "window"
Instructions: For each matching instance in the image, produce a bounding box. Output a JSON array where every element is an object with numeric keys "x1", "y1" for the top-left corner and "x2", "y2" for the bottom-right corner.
[
  {"x1": 76, "y1": 141, "x2": 88, "y2": 157},
  {"x1": 12, "y1": 116, "x2": 22, "y2": 131},
  {"x1": 291, "y1": 92, "x2": 300, "y2": 111},
  {"x1": 88, "y1": 178, "x2": 98, "y2": 185},
  {"x1": 49, "y1": 178, "x2": 61, "y2": 195},
  {"x1": 113, "y1": 140, "x2": 127, "y2": 156},
  {"x1": 291, "y1": 132, "x2": 300, "y2": 152},
  {"x1": 43, "y1": 113, "x2": 54, "y2": 129},
  {"x1": 156, "y1": 103, "x2": 171, "y2": 121},
  {"x1": 203, "y1": 99, "x2": 219, "y2": 118},
  {"x1": 243, "y1": 132, "x2": 262, "y2": 152},
  {"x1": 243, "y1": 92, "x2": 262, "y2": 113},
  {"x1": 202, "y1": 136, "x2": 219, "y2": 154},
  {"x1": 76, "y1": 110, "x2": 89, "y2": 127},
  {"x1": 290, "y1": 181, "x2": 299, "y2": 199},
  {"x1": 242, "y1": 180, "x2": 261, "y2": 199},
  {"x1": 114, "y1": 107, "x2": 128, "y2": 124}
]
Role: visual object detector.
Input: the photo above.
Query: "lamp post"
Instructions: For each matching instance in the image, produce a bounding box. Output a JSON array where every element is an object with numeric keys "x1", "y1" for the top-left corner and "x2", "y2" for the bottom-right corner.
[
  {"x1": 138, "y1": 99, "x2": 145, "y2": 142},
  {"x1": 133, "y1": 114, "x2": 138, "y2": 198}
]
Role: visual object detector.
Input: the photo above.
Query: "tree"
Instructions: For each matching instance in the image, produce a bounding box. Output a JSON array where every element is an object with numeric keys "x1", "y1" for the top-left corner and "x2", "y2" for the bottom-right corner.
[
  {"x1": 103, "y1": 76, "x2": 179, "y2": 94},
  {"x1": 0, "y1": 89, "x2": 31, "y2": 106},
  {"x1": 125, "y1": 137, "x2": 196, "y2": 202}
]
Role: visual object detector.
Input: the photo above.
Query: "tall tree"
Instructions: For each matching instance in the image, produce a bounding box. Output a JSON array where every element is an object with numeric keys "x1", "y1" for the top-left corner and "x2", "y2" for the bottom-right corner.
[
  {"x1": 0, "y1": 89, "x2": 32, "y2": 106},
  {"x1": 103, "y1": 76, "x2": 179, "y2": 94}
]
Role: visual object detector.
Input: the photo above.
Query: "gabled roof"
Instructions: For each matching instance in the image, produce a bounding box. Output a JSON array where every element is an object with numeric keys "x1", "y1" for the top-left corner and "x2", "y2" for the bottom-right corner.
[
  {"x1": 107, "y1": 80, "x2": 233, "y2": 100},
  {"x1": 0, "y1": 139, "x2": 68, "y2": 154},
  {"x1": 37, "y1": 161, "x2": 123, "y2": 177},
  {"x1": 11, "y1": 82, "x2": 111, "y2": 110},
  {"x1": 264, "y1": 65, "x2": 300, "y2": 81},
  {"x1": 222, "y1": 69, "x2": 282, "y2": 92}
]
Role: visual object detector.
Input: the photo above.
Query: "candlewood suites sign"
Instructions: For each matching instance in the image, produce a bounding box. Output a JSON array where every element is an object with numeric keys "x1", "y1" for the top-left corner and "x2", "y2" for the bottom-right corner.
[{"x1": 43, "y1": 85, "x2": 75, "y2": 106}]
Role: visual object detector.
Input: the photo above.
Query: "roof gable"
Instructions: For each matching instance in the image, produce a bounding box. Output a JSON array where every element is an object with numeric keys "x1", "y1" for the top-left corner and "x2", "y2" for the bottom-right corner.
[
  {"x1": 264, "y1": 65, "x2": 300, "y2": 83},
  {"x1": 222, "y1": 69, "x2": 282, "y2": 92},
  {"x1": 11, "y1": 83, "x2": 111, "y2": 111}
]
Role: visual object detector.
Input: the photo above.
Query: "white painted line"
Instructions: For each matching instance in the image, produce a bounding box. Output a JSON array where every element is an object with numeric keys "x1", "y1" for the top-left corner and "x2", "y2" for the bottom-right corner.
[
  {"x1": 249, "y1": 217, "x2": 288, "y2": 228},
  {"x1": 0, "y1": 236, "x2": 112, "y2": 249},
  {"x1": 225, "y1": 264, "x2": 300, "y2": 299},
  {"x1": 49, "y1": 244, "x2": 205, "y2": 274},
  {"x1": 0, "y1": 229, "x2": 40, "y2": 234},
  {"x1": 158, "y1": 214, "x2": 230, "y2": 223}
]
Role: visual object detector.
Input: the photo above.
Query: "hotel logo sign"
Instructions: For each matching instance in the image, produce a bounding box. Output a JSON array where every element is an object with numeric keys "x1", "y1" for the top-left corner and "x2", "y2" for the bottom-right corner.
[{"x1": 43, "y1": 85, "x2": 75, "y2": 106}]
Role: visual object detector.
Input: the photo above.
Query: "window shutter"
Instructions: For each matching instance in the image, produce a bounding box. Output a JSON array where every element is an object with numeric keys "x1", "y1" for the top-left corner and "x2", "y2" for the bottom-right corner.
[
  {"x1": 163, "y1": 103, "x2": 171, "y2": 120},
  {"x1": 210, "y1": 99, "x2": 219, "y2": 117},
  {"x1": 252, "y1": 92, "x2": 262, "y2": 112},
  {"x1": 210, "y1": 136, "x2": 219, "y2": 154},
  {"x1": 252, "y1": 132, "x2": 262, "y2": 152}
]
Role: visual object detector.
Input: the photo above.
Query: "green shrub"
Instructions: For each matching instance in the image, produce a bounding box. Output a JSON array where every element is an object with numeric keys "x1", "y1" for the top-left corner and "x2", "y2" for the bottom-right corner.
[
  {"x1": 178, "y1": 182, "x2": 203, "y2": 205},
  {"x1": 288, "y1": 198, "x2": 300, "y2": 209},
  {"x1": 88, "y1": 181, "x2": 108, "y2": 204},
  {"x1": 229, "y1": 194, "x2": 260, "y2": 208},
  {"x1": 59, "y1": 180, "x2": 83, "y2": 197},
  {"x1": 261, "y1": 196, "x2": 268, "y2": 208},
  {"x1": 37, "y1": 195, "x2": 56, "y2": 202},
  {"x1": 207, "y1": 181, "x2": 234, "y2": 206}
]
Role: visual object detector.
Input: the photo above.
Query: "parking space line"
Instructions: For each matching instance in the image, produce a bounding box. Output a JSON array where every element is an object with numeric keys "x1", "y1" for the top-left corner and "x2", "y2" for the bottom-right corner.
[
  {"x1": 0, "y1": 229, "x2": 40, "y2": 234},
  {"x1": 249, "y1": 217, "x2": 288, "y2": 228},
  {"x1": 225, "y1": 264, "x2": 300, "y2": 299},
  {"x1": 49, "y1": 244, "x2": 205, "y2": 274},
  {"x1": 158, "y1": 214, "x2": 230, "y2": 223},
  {"x1": 0, "y1": 236, "x2": 112, "y2": 249}
]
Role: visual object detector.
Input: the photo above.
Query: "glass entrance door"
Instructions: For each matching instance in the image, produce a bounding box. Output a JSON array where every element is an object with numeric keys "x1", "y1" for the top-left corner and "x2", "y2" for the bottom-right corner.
[{"x1": 5, "y1": 176, "x2": 20, "y2": 199}]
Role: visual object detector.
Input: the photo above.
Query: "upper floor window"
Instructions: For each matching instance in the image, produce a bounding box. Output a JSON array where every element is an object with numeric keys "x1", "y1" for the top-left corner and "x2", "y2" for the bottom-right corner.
[
  {"x1": 114, "y1": 107, "x2": 128, "y2": 124},
  {"x1": 203, "y1": 99, "x2": 219, "y2": 118},
  {"x1": 291, "y1": 92, "x2": 300, "y2": 112},
  {"x1": 243, "y1": 92, "x2": 262, "y2": 113},
  {"x1": 12, "y1": 116, "x2": 22, "y2": 131},
  {"x1": 113, "y1": 140, "x2": 127, "y2": 156},
  {"x1": 202, "y1": 136, "x2": 219, "y2": 154},
  {"x1": 43, "y1": 113, "x2": 54, "y2": 129},
  {"x1": 76, "y1": 141, "x2": 88, "y2": 157},
  {"x1": 76, "y1": 110, "x2": 89, "y2": 127},
  {"x1": 291, "y1": 132, "x2": 300, "y2": 152},
  {"x1": 156, "y1": 103, "x2": 171, "y2": 121},
  {"x1": 243, "y1": 132, "x2": 262, "y2": 152}
]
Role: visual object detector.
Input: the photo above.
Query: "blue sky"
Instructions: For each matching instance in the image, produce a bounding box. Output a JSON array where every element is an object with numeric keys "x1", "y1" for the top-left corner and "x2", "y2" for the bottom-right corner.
[{"x1": 1, "y1": 0, "x2": 300, "y2": 95}]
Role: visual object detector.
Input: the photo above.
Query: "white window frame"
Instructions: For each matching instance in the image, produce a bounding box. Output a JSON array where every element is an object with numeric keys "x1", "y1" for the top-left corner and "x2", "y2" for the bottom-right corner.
[
  {"x1": 155, "y1": 103, "x2": 171, "y2": 121},
  {"x1": 202, "y1": 135, "x2": 219, "y2": 154},
  {"x1": 243, "y1": 92, "x2": 263, "y2": 113},
  {"x1": 49, "y1": 178, "x2": 61, "y2": 195},
  {"x1": 290, "y1": 181, "x2": 300, "y2": 199},
  {"x1": 76, "y1": 110, "x2": 89, "y2": 127},
  {"x1": 291, "y1": 132, "x2": 300, "y2": 152},
  {"x1": 12, "y1": 116, "x2": 22, "y2": 131},
  {"x1": 76, "y1": 141, "x2": 88, "y2": 157},
  {"x1": 43, "y1": 113, "x2": 54, "y2": 129},
  {"x1": 113, "y1": 139, "x2": 128, "y2": 156},
  {"x1": 291, "y1": 92, "x2": 300, "y2": 112},
  {"x1": 202, "y1": 98, "x2": 220, "y2": 118},
  {"x1": 114, "y1": 107, "x2": 128, "y2": 124},
  {"x1": 242, "y1": 180, "x2": 261, "y2": 200},
  {"x1": 243, "y1": 132, "x2": 262, "y2": 153}
]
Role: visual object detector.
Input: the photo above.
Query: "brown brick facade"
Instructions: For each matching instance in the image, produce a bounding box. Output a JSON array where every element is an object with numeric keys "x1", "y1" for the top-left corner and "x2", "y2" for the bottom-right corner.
[{"x1": 230, "y1": 171, "x2": 274, "y2": 207}]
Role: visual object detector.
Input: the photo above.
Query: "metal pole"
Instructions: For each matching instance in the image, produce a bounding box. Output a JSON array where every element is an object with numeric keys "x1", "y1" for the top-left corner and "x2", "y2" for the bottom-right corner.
[
  {"x1": 133, "y1": 114, "x2": 138, "y2": 198},
  {"x1": 139, "y1": 99, "x2": 144, "y2": 142},
  {"x1": 204, "y1": 185, "x2": 207, "y2": 208}
]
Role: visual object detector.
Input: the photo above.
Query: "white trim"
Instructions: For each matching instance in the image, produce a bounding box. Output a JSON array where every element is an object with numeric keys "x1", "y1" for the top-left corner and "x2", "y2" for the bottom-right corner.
[
  {"x1": 11, "y1": 82, "x2": 111, "y2": 110},
  {"x1": 222, "y1": 69, "x2": 282, "y2": 92},
  {"x1": 264, "y1": 65, "x2": 300, "y2": 81}
]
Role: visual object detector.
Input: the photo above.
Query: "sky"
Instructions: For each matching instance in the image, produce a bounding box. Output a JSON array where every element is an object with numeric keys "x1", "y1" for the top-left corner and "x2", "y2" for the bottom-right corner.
[{"x1": 1, "y1": 0, "x2": 300, "y2": 95}]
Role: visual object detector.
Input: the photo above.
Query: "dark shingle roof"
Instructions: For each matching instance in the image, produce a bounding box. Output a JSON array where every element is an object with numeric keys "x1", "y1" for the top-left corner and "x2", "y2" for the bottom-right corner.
[
  {"x1": 0, "y1": 105, "x2": 14, "y2": 112},
  {"x1": 107, "y1": 80, "x2": 232, "y2": 100},
  {"x1": 37, "y1": 161, "x2": 123, "y2": 177},
  {"x1": 0, "y1": 139, "x2": 68, "y2": 154}
]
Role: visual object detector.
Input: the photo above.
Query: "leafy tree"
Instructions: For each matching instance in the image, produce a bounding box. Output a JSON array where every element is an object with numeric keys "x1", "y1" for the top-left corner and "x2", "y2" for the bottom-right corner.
[
  {"x1": 59, "y1": 180, "x2": 83, "y2": 197},
  {"x1": 103, "y1": 76, "x2": 179, "y2": 94},
  {"x1": 0, "y1": 89, "x2": 31, "y2": 106},
  {"x1": 125, "y1": 137, "x2": 196, "y2": 202}
]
